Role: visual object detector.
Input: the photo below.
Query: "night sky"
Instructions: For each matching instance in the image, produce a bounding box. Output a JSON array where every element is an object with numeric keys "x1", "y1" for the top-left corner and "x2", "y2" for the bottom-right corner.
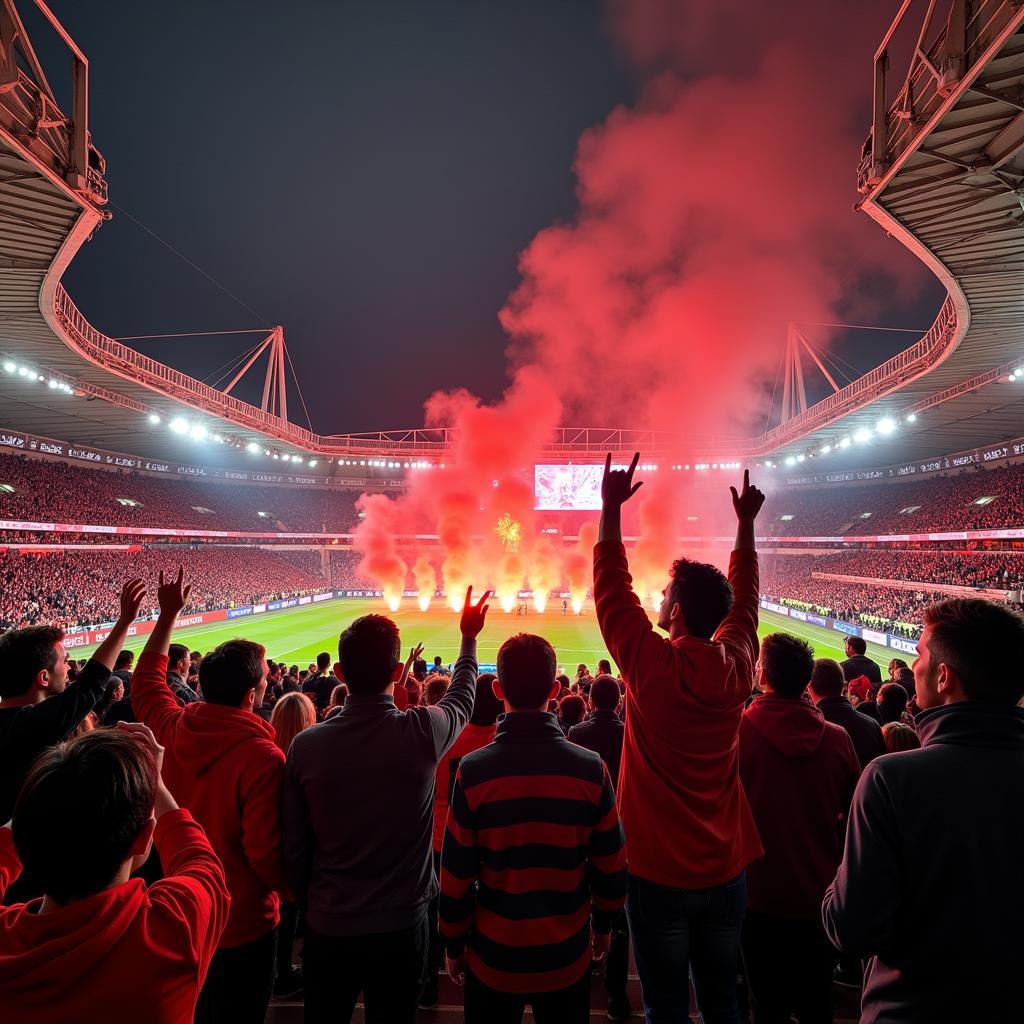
[{"x1": 36, "y1": 1, "x2": 943, "y2": 436}]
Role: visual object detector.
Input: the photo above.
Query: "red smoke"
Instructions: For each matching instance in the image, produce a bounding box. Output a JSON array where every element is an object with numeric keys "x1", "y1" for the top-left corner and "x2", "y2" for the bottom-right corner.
[{"x1": 354, "y1": 1, "x2": 930, "y2": 607}]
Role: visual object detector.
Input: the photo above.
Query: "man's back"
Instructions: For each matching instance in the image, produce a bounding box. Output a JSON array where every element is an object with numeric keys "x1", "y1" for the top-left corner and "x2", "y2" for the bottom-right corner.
[
  {"x1": 815, "y1": 694, "x2": 885, "y2": 769},
  {"x1": 738, "y1": 695, "x2": 859, "y2": 918},
  {"x1": 568, "y1": 710, "x2": 624, "y2": 787},
  {"x1": 439, "y1": 711, "x2": 626, "y2": 994},
  {"x1": 593, "y1": 541, "x2": 762, "y2": 888},
  {"x1": 283, "y1": 648, "x2": 475, "y2": 936},
  {"x1": 130, "y1": 651, "x2": 286, "y2": 948},
  {"x1": 840, "y1": 654, "x2": 881, "y2": 686},
  {"x1": 824, "y1": 703, "x2": 1024, "y2": 1022}
]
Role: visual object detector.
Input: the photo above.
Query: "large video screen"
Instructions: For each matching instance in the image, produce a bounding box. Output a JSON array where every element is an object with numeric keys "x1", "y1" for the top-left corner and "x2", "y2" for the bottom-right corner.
[{"x1": 534, "y1": 464, "x2": 604, "y2": 510}]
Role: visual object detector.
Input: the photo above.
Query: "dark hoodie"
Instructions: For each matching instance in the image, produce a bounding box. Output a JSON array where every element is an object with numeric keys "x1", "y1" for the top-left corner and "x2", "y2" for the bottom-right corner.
[
  {"x1": 132, "y1": 651, "x2": 287, "y2": 948},
  {"x1": 823, "y1": 702, "x2": 1024, "y2": 1024},
  {"x1": 739, "y1": 693, "x2": 859, "y2": 918}
]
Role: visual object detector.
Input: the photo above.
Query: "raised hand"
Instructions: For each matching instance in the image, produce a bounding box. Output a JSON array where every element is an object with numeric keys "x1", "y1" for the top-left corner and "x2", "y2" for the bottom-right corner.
[
  {"x1": 118, "y1": 577, "x2": 147, "y2": 623},
  {"x1": 459, "y1": 586, "x2": 492, "y2": 639},
  {"x1": 157, "y1": 567, "x2": 192, "y2": 617},
  {"x1": 408, "y1": 642, "x2": 425, "y2": 663},
  {"x1": 116, "y1": 720, "x2": 165, "y2": 778},
  {"x1": 602, "y1": 452, "x2": 643, "y2": 507},
  {"x1": 730, "y1": 469, "x2": 765, "y2": 522}
]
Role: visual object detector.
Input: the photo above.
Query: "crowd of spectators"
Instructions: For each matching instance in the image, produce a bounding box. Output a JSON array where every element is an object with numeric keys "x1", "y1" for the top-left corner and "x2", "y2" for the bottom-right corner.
[
  {"x1": 0, "y1": 547, "x2": 329, "y2": 630},
  {"x1": 0, "y1": 459, "x2": 1022, "y2": 1024},
  {"x1": 762, "y1": 550, "x2": 1024, "y2": 636},
  {"x1": 0, "y1": 452, "x2": 362, "y2": 533},
  {"x1": 764, "y1": 461, "x2": 1024, "y2": 536}
]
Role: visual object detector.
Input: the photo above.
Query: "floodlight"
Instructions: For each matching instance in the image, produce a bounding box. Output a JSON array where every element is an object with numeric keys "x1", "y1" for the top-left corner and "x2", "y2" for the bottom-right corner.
[
  {"x1": 247, "y1": 442, "x2": 261, "y2": 454},
  {"x1": 839, "y1": 437, "x2": 851, "y2": 448},
  {"x1": 906, "y1": 413, "x2": 917, "y2": 423},
  {"x1": 2, "y1": 361, "x2": 14, "y2": 372},
  {"x1": 785, "y1": 456, "x2": 796, "y2": 466},
  {"x1": 876, "y1": 417, "x2": 896, "y2": 435},
  {"x1": 148, "y1": 413, "x2": 161, "y2": 425},
  {"x1": 854, "y1": 428, "x2": 872, "y2": 443},
  {"x1": 820, "y1": 444, "x2": 832, "y2": 454},
  {"x1": 169, "y1": 418, "x2": 189, "y2": 435}
]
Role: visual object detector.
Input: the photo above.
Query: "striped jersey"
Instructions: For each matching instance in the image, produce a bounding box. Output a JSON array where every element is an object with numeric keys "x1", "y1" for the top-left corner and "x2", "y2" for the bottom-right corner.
[{"x1": 439, "y1": 710, "x2": 627, "y2": 993}]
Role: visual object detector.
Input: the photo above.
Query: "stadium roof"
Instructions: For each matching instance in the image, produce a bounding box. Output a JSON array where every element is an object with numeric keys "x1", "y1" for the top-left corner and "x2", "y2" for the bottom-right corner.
[{"x1": 1, "y1": 1, "x2": 1024, "y2": 477}]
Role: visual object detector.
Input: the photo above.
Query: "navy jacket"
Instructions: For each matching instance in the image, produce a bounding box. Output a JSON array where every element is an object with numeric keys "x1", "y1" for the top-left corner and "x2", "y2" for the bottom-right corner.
[
  {"x1": 823, "y1": 702, "x2": 1024, "y2": 1023},
  {"x1": 815, "y1": 695, "x2": 885, "y2": 770},
  {"x1": 282, "y1": 638, "x2": 476, "y2": 936},
  {"x1": 568, "y1": 709, "x2": 625, "y2": 787}
]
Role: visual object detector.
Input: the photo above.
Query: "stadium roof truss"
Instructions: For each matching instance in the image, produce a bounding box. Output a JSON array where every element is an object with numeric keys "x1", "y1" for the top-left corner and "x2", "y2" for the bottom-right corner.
[{"x1": 3, "y1": 1, "x2": 1024, "y2": 473}]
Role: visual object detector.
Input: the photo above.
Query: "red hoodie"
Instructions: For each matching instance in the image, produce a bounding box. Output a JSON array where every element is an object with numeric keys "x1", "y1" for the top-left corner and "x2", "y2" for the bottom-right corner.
[
  {"x1": 0, "y1": 809, "x2": 229, "y2": 1023},
  {"x1": 739, "y1": 694, "x2": 860, "y2": 918},
  {"x1": 132, "y1": 651, "x2": 286, "y2": 947},
  {"x1": 594, "y1": 541, "x2": 763, "y2": 888},
  {"x1": 432, "y1": 721, "x2": 497, "y2": 852}
]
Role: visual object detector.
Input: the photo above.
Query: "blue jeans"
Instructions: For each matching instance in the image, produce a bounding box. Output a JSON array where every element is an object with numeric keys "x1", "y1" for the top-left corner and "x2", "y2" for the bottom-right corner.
[{"x1": 627, "y1": 871, "x2": 747, "y2": 1024}]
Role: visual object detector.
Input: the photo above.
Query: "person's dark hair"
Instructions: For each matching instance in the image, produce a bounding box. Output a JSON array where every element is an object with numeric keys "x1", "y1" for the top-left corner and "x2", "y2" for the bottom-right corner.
[
  {"x1": 316, "y1": 651, "x2": 331, "y2": 672},
  {"x1": 433, "y1": 655, "x2": 443, "y2": 667},
  {"x1": 846, "y1": 636, "x2": 867, "y2": 656},
  {"x1": 406, "y1": 681, "x2": 421, "y2": 706},
  {"x1": 115, "y1": 649, "x2": 134, "y2": 670},
  {"x1": 413, "y1": 658, "x2": 427, "y2": 681},
  {"x1": 470, "y1": 672, "x2": 502, "y2": 727},
  {"x1": 199, "y1": 639, "x2": 266, "y2": 706},
  {"x1": 809, "y1": 658, "x2": 845, "y2": 698},
  {"x1": 168, "y1": 643, "x2": 188, "y2": 670},
  {"x1": 667, "y1": 559, "x2": 734, "y2": 639},
  {"x1": 760, "y1": 633, "x2": 815, "y2": 697},
  {"x1": 496, "y1": 633, "x2": 557, "y2": 709},
  {"x1": 558, "y1": 694, "x2": 586, "y2": 730},
  {"x1": 925, "y1": 598, "x2": 1024, "y2": 704},
  {"x1": 424, "y1": 674, "x2": 449, "y2": 706},
  {"x1": 895, "y1": 667, "x2": 916, "y2": 700},
  {"x1": 882, "y1": 721, "x2": 920, "y2": 753},
  {"x1": 338, "y1": 615, "x2": 401, "y2": 694},
  {"x1": 590, "y1": 674, "x2": 621, "y2": 711},
  {"x1": 597, "y1": 659, "x2": 612, "y2": 675},
  {"x1": 877, "y1": 682, "x2": 908, "y2": 725},
  {"x1": 330, "y1": 682, "x2": 349, "y2": 706},
  {"x1": 555, "y1": 673, "x2": 571, "y2": 689},
  {"x1": 0, "y1": 625, "x2": 64, "y2": 698},
  {"x1": 13, "y1": 731, "x2": 156, "y2": 903}
]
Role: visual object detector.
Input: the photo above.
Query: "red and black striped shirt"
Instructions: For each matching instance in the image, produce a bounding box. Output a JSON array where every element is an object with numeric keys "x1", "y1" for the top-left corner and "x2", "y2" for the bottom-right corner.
[{"x1": 439, "y1": 710, "x2": 627, "y2": 994}]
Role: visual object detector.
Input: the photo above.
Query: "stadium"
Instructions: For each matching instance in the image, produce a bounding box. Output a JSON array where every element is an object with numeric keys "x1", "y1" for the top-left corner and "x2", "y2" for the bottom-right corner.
[{"x1": 1, "y1": 2, "x2": 1023, "y2": 1024}]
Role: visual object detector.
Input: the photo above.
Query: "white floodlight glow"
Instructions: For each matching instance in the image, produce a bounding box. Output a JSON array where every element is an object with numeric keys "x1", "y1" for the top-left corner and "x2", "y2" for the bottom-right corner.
[
  {"x1": 190, "y1": 424, "x2": 208, "y2": 441},
  {"x1": 876, "y1": 417, "x2": 897, "y2": 435},
  {"x1": 169, "y1": 417, "x2": 189, "y2": 435},
  {"x1": 309, "y1": 459, "x2": 318, "y2": 467},
  {"x1": 48, "y1": 379, "x2": 58, "y2": 390},
  {"x1": 247, "y1": 442, "x2": 261, "y2": 454},
  {"x1": 784, "y1": 456, "x2": 796, "y2": 466},
  {"x1": 148, "y1": 413, "x2": 161, "y2": 425},
  {"x1": 906, "y1": 413, "x2": 917, "y2": 423},
  {"x1": 820, "y1": 444, "x2": 832, "y2": 454},
  {"x1": 16, "y1": 366, "x2": 27, "y2": 376},
  {"x1": 796, "y1": 454, "x2": 805, "y2": 462},
  {"x1": 854, "y1": 427, "x2": 872, "y2": 443},
  {"x1": 839, "y1": 436, "x2": 851, "y2": 449},
  {"x1": 2, "y1": 361, "x2": 14, "y2": 373}
]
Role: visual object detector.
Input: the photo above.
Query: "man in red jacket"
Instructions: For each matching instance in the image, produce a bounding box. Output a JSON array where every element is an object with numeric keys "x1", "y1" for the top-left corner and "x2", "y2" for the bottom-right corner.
[
  {"x1": 0, "y1": 719, "x2": 229, "y2": 1023},
  {"x1": 738, "y1": 633, "x2": 859, "y2": 1023},
  {"x1": 132, "y1": 569, "x2": 287, "y2": 1024},
  {"x1": 594, "y1": 455, "x2": 765, "y2": 1023}
]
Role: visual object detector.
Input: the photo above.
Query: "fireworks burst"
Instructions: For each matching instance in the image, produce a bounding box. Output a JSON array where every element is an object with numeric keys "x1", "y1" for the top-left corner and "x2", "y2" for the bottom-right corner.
[{"x1": 494, "y1": 513, "x2": 521, "y2": 552}]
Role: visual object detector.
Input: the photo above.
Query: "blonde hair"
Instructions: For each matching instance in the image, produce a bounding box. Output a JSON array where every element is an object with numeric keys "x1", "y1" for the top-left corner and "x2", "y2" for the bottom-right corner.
[{"x1": 270, "y1": 692, "x2": 316, "y2": 753}]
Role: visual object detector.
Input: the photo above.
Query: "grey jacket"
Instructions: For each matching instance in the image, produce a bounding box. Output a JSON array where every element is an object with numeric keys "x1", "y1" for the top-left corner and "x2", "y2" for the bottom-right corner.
[{"x1": 283, "y1": 637, "x2": 477, "y2": 936}]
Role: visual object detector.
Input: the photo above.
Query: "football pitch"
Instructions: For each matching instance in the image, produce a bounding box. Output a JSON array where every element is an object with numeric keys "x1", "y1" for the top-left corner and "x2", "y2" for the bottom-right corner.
[{"x1": 76, "y1": 599, "x2": 896, "y2": 675}]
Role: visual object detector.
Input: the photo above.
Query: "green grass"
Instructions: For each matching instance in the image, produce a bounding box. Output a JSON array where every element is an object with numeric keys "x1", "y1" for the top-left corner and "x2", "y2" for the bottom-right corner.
[{"x1": 75, "y1": 599, "x2": 894, "y2": 674}]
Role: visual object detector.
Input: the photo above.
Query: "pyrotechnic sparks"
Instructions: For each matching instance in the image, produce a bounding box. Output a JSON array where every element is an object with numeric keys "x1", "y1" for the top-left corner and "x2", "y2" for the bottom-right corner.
[
  {"x1": 417, "y1": 594, "x2": 431, "y2": 612},
  {"x1": 533, "y1": 592, "x2": 547, "y2": 613},
  {"x1": 571, "y1": 596, "x2": 583, "y2": 615},
  {"x1": 386, "y1": 593, "x2": 401, "y2": 612},
  {"x1": 500, "y1": 595, "x2": 517, "y2": 613},
  {"x1": 495, "y1": 513, "x2": 522, "y2": 552}
]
